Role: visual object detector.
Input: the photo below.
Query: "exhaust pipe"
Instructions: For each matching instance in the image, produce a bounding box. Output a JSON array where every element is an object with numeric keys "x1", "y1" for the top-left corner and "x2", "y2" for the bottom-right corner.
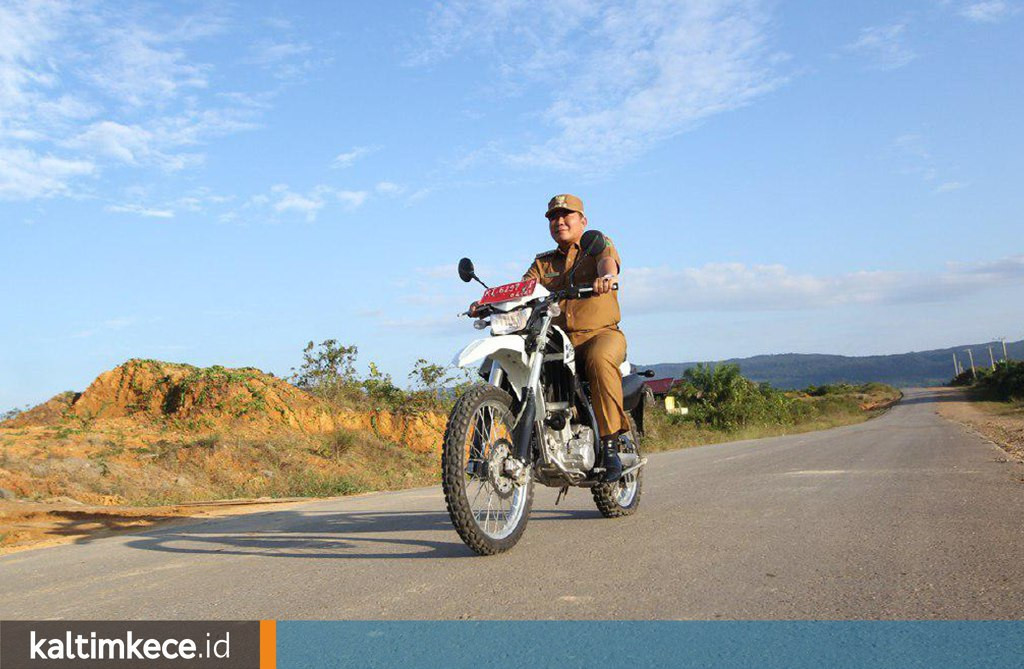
[
  {"x1": 620, "y1": 457, "x2": 647, "y2": 477},
  {"x1": 619, "y1": 453, "x2": 639, "y2": 468}
]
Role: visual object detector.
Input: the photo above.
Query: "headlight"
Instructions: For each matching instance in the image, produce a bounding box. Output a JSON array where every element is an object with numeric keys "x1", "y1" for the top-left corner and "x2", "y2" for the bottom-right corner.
[{"x1": 490, "y1": 309, "x2": 530, "y2": 335}]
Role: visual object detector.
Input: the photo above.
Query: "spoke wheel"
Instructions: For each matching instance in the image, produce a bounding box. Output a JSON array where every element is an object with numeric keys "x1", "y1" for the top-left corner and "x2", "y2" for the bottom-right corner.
[
  {"x1": 442, "y1": 384, "x2": 534, "y2": 555},
  {"x1": 592, "y1": 413, "x2": 644, "y2": 518}
]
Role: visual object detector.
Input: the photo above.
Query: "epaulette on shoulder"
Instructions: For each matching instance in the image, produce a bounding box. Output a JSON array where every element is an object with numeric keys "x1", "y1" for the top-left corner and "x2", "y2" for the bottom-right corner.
[{"x1": 535, "y1": 249, "x2": 557, "y2": 259}]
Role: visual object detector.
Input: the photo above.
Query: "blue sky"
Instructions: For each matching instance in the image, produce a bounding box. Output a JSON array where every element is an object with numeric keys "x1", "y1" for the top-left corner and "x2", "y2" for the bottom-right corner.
[{"x1": 2, "y1": 0, "x2": 1023, "y2": 411}]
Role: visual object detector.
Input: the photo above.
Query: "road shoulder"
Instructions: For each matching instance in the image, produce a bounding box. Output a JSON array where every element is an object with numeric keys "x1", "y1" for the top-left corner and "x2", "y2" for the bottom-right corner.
[{"x1": 933, "y1": 387, "x2": 1024, "y2": 463}]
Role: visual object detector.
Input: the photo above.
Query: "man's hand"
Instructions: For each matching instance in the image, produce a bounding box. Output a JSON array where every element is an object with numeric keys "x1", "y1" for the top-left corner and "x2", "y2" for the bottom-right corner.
[{"x1": 592, "y1": 273, "x2": 618, "y2": 295}]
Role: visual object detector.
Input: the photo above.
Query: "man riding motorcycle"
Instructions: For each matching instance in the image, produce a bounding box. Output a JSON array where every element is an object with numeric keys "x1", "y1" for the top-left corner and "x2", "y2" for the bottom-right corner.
[{"x1": 521, "y1": 193, "x2": 630, "y2": 482}]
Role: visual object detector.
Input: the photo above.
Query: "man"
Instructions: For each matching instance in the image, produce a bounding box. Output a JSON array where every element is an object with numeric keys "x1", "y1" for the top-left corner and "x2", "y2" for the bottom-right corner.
[{"x1": 523, "y1": 193, "x2": 629, "y2": 482}]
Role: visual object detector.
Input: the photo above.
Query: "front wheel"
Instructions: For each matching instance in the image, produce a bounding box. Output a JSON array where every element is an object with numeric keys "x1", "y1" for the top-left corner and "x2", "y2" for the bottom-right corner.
[
  {"x1": 441, "y1": 384, "x2": 534, "y2": 555},
  {"x1": 592, "y1": 413, "x2": 643, "y2": 518}
]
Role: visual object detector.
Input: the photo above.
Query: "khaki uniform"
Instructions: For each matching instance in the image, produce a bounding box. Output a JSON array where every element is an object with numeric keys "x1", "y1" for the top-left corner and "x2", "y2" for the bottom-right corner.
[{"x1": 524, "y1": 238, "x2": 629, "y2": 438}]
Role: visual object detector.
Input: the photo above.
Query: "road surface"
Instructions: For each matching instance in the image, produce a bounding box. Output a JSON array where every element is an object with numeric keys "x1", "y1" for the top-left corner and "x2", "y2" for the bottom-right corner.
[{"x1": 2, "y1": 388, "x2": 1022, "y2": 619}]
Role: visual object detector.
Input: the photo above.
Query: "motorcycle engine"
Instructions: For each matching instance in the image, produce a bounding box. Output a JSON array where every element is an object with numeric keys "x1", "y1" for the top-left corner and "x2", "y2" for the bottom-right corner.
[{"x1": 552, "y1": 424, "x2": 595, "y2": 472}]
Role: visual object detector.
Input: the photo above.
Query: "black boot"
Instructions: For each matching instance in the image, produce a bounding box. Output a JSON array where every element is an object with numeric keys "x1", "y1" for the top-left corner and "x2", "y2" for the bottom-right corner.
[{"x1": 601, "y1": 436, "x2": 622, "y2": 483}]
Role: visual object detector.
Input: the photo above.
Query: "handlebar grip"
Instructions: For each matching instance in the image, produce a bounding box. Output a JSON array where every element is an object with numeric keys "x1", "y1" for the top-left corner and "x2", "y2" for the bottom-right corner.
[{"x1": 575, "y1": 284, "x2": 618, "y2": 298}]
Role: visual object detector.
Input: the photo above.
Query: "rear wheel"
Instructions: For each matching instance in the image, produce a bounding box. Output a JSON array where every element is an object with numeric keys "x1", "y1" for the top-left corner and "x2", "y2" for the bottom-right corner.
[
  {"x1": 441, "y1": 384, "x2": 534, "y2": 555},
  {"x1": 591, "y1": 413, "x2": 643, "y2": 518}
]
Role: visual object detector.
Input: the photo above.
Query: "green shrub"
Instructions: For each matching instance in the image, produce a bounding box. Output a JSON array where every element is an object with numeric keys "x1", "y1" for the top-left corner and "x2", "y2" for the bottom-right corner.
[
  {"x1": 290, "y1": 341, "x2": 462, "y2": 414},
  {"x1": 974, "y1": 361, "x2": 1024, "y2": 401},
  {"x1": 668, "y1": 366, "x2": 897, "y2": 431},
  {"x1": 669, "y1": 363, "x2": 795, "y2": 430}
]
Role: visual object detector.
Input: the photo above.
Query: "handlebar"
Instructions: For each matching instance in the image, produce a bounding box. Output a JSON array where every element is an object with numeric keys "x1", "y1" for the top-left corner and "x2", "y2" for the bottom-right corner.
[
  {"x1": 462, "y1": 283, "x2": 618, "y2": 317},
  {"x1": 554, "y1": 283, "x2": 619, "y2": 300}
]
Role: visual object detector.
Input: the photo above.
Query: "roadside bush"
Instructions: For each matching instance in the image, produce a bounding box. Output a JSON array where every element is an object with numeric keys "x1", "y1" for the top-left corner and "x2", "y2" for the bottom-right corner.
[
  {"x1": 974, "y1": 361, "x2": 1024, "y2": 401},
  {"x1": 668, "y1": 367, "x2": 897, "y2": 432},
  {"x1": 290, "y1": 340, "x2": 363, "y2": 406},
  {"x1": 290, "y1": 340, "x2": 466, "y2": 415},
  {"x1": 949, "y1": 368, "x2": 990, "y2": 387},
  {"x1": 669, "y1": 364, "x2": 795, "y2": 430}
]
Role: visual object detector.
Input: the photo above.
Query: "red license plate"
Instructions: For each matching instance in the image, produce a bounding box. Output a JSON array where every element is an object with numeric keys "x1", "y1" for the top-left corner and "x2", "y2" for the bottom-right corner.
[{"x1": 479, "y1": 279, "x2": 537, "y2": 305}]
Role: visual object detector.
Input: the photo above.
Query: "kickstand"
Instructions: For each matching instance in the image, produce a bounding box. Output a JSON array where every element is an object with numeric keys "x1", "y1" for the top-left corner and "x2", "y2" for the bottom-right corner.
[{"x1": 555, "y1": 485, "x2": 569, "y2": 506}]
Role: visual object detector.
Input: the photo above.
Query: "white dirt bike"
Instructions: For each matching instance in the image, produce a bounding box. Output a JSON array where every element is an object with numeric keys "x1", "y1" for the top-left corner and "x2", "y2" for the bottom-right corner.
[{"x1": 442, "y1": 230, "x2": 653, "y2": 555}]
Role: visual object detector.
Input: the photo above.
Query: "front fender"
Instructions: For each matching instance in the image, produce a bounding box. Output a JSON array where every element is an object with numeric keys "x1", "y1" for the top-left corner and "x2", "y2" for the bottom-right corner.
[
  {"x1": 452, "y1": 334, "x2": 528, "y2": 369},
  {"x1": 452, "y1": 335, "x2": 530, "y2": 397}
]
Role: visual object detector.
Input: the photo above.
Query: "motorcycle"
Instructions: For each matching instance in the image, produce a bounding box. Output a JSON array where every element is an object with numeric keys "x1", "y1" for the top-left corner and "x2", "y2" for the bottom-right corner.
[{"x1": 442, "y1": 229, "x2": 654, "y2": 555}]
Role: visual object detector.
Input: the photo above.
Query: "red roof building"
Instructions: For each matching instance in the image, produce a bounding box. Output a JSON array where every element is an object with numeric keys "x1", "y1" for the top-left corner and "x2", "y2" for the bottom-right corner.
[{"x1": 644, "y1": 378, "x2": 675, "y2": 397}]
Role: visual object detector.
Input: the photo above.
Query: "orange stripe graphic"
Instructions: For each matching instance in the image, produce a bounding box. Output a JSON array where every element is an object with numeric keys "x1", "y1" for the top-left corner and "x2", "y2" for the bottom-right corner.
[{"x1": 260, "y1": 619, "x2": 277, "y2": 669}]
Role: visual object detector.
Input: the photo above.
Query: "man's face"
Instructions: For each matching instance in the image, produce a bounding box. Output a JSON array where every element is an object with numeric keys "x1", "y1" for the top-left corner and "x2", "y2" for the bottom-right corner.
[{"x1": 547, "y1": 209, "x2": 586, "y2": 247}]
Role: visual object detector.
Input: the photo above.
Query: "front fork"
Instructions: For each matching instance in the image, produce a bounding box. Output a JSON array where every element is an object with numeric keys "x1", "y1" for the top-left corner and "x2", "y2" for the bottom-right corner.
[{"x1": 511, "y1": 316, "x2": 553, "y2": 464}]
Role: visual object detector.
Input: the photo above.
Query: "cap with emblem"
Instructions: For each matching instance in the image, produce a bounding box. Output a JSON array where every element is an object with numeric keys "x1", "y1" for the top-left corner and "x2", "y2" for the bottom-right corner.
[{"x1": 546, "y1": 193, "x2": 584, "y2": 218}]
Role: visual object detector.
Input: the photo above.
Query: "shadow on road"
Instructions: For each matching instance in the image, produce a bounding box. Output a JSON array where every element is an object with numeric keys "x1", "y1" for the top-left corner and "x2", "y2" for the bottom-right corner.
[{"x1": 122, "y1": 507, "x2": 593, "y2": 559}]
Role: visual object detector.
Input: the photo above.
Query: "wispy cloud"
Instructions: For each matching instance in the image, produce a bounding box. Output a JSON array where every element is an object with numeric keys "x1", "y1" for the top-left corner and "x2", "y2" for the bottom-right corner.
[
  {"x1": 104, "y1": 203, "x2": 174, "y2": 219},
  {"x1": 0, "y1": 147, "x2": 95, "y2": 199},
  {"x1": 0, "y1": 2, "x2": 261, "y2": 202},
  {"x1": 337, "y1": 189, "x2": 369, "y2": 209},
  {"x1": 412, "y1": 0, "x2": 786, "y2": 173},
  {"x1": 225, "y1": 183, "x2": 370, "y2": 222},
  {"x1": 935, "y1": 181, "x2": 967, "y2": 193},
  {"x1": 375, "y1": 181, "x2": 404, "y2": 196},
  {"x1": 331, "y1": 146, "x2": 375, "y2": 169},
  {"x1": 890, "y1": 132, "x2": 964, "y2": 192},
  {"x1": 958, "y1": 1, "x2": 1018, "y2": 22},
  {"x1": 270, "y1": 184, "x2": 331, "y2": 221},
  {"x1": 71, "y1": 315, "x2": 137, "y2": 339},
  {"x1": 846, "y1": 23, "x2": 916, "y2": 70}
]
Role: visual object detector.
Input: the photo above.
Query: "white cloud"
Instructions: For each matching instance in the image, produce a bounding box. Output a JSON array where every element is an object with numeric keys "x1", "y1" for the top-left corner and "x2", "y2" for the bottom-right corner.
[
  {"x1": 270, "y1": 184, "x2": 330, "y2": 221},
  {"x1": 0, "y1": 147, "x2": 95, "y2": 200},
  {"x1": 84, "y1": 23, "x2": 213, "y2": 108},
  {"x1": 229, "y1": 184, "x2": 369, "y2": 221},
  {"x1": 413, "y1": 0, "x2": 786, "y2": 173},
  {"x1": 375, "y1": 181, "x2": 404, "y2": 195},
  {"x1": 331, "y1": 146, "x2": 374, "y2": 169},
  {"x1": 67, "y1": 121, "x2": 149, "y2": 163},
  {"x1": 336, "y1": 189, "x2": 369, "y2": 209},
  {"x1": 846, "y1": 23, "x2": 916, "y2": 70},
  {"x1": 622, "y1": 255, "x2": 1024, "y2": 314},
  {"x1": 958, "y1": 1, "x2": 1018, "y2": 22},
  {"x1": 0, "y1": 2, "x2": 260, "y2": 201},
  {"x1": 935, "y1": 181, "x2": 967, "y2": 193},
  {"x1": 890, "y1": 132, "x2": 965, "y2": 189},
  {"x1": 104, "y1": 203, "x2": 175, "y2": 219},
  {"x1": 71, "y1": 315, "x2": 137, "y2": 338},
  {"x1": 247, "y1": 40, "x2": 312, "y2": 65}
]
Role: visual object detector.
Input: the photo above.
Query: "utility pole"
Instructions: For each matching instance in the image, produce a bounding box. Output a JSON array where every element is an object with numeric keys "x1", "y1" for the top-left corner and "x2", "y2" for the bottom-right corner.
[
  {"x1": 967, "y1": 349, "x2": 976, "y2": 377},
  {"x1": 953, "y1": 352, "x2": 961, "y2": 377},
  {"x1": 989, "y1": 346, "x2": 996, "y2": 370},
  {"x1": 1004, "y1": 339, "x2": 1011, "y2": 362}
]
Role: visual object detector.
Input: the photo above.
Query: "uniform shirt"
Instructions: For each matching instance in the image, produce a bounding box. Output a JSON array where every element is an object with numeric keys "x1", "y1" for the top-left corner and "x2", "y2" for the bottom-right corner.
[{"x1": 523, "y1": 237, "x2": 621, "y2": 333}]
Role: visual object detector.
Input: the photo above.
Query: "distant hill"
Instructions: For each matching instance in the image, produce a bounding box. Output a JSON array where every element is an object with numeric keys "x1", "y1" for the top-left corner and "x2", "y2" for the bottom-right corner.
[{"x1": 637, "y1": 339, "x2": 1024, "y2": 389}]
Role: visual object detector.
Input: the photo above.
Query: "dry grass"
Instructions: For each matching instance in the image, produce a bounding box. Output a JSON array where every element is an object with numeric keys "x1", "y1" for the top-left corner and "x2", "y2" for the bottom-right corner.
[{"x1": 0, "y1": 421, "x2": 440, "y2": 509}]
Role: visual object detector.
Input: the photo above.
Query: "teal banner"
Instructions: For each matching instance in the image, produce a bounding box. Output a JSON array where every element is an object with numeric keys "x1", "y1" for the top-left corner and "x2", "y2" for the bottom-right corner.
[{"x1": 278, "y1": 621, "x2": 1023, "y2": 668}]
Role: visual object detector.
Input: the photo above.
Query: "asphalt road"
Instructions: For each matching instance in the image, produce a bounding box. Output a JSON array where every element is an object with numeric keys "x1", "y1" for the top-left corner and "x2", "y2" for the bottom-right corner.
[{"x1": 2, "y1": 388, "x2": 1022, "y2": 620}]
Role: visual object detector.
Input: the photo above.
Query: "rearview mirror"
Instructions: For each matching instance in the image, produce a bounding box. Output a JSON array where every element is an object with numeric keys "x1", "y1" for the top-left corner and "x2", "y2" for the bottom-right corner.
[
  {"x1": 458, "y1": 258, "x2": 476, "y2": 283},
  {"x1": 581, "y1": 230, "x2": 606, "y2": 257}
]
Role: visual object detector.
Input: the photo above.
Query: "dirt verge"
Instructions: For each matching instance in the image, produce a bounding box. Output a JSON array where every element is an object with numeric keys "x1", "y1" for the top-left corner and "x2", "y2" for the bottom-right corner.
[{"x1": 933, "y1": 387, "x2": 1024, "y2": 462}]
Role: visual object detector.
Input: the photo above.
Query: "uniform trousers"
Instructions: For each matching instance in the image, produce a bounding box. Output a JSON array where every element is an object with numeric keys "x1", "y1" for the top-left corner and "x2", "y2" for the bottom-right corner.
[{"x1": 569, "y1": 326, "x2": 629, "y2": 438}]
